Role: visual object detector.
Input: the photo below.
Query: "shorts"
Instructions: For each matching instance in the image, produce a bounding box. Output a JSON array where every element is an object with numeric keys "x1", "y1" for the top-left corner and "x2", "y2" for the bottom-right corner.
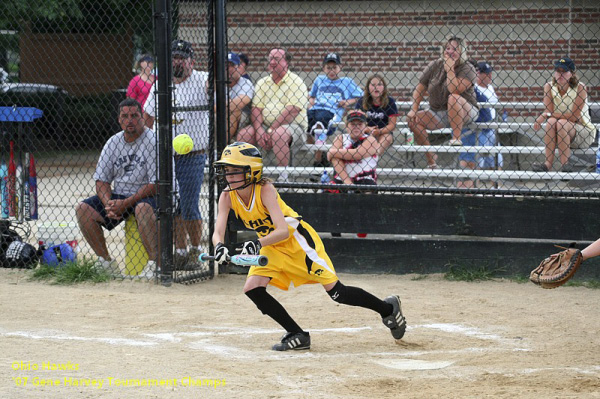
[
  {"x1": 82, "y1": 194, "x2": 157, "y2": 231},
  {"x1": 428, "y1": 104, "x2": 479, "y2": 129},
  {"x1": 247, "y1": 219, "x2": 338, "y2": 291},
  {"x1": 175, "y1": 152, "x2": 206, "y2": 220},
  {"x1": 264, "y1": 123, "x2": 307, "y2": 151},
  {"x1": 239, "y1": 111, "x2": 250, "y2": 130},
  {"x1": 570, "y1": 124, "x2": 596, "y2": 149},
  {"x1": 308, "y1": 109, "x2": 336, "y2": 136},
  {"x1": 458, "y1": 129, "x2": 503, "y2": 168}
]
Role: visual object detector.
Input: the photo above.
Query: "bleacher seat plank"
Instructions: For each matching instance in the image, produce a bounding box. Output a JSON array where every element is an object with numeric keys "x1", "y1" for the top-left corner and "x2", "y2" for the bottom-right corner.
[{"x1": 264, "y1": 166, "x2": 600, "y2": 181}]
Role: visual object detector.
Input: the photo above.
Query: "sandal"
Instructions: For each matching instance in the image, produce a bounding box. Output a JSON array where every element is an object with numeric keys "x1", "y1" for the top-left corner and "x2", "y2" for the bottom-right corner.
[
  {"x1": 427, "y1": 163, "x2": 438, "y2": 170},
  {"x1": 448, "y1": 138, "x2": 463, "y2": 146}
]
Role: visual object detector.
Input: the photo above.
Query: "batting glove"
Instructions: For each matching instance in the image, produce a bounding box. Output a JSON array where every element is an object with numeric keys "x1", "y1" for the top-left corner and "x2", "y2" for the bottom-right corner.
[
  {"x1": 214, "y1": 242, "x2": 230, "y2": 265},
  {"x1": 237, "y1": 239, "x2": 262, "y2": 255}
]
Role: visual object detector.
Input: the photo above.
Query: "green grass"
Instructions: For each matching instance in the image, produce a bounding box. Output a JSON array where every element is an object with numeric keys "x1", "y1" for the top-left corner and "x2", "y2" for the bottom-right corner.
[
  {"x1": 443, "y1": 263, "x2": 600, "y2": 289},
  {"x1": 443, "y1": 258, "x2": 506, "y2": 282},
  {"x1": 30, "y1": 257, "x2": 111, "y2": 284},
  {"x1": 561, "y1": 279, "x2": 600, "y2": 289}
]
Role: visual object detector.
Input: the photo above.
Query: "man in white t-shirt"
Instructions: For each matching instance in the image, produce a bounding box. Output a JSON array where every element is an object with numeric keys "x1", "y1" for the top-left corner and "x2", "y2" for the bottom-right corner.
[
  {"x1": 76, "y1": 98, "x2": 158, "y2": 277},
  {"x1": 143, "y1": 40, "x2": 209, "y2": 267}
]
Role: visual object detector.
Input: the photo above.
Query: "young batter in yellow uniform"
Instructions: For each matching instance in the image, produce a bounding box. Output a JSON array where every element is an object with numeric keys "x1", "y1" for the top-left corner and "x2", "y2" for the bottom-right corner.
[{"x1": 212, "y1": 142, "x2": 406, "y2": 351}]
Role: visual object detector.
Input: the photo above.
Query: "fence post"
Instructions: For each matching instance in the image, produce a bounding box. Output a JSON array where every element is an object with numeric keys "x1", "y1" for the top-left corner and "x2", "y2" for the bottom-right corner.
[{"x1": 155, "y1": 0, "x2": 174, "y2": 286}]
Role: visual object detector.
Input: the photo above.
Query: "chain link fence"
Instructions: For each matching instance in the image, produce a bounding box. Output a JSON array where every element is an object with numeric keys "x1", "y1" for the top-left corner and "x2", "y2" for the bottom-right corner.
[
  {"x1": 1, "y1": 1, "x2": 599, "y2": 278},
  {"x1": 0, "y1": 0, "x2": 216, "y2": 282},
  {"x1": 225, "y1": 0, "x2": 600, "y2": 195}
]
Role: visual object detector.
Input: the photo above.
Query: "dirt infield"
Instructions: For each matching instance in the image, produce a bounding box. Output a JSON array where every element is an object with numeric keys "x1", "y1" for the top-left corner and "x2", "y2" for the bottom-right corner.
[{"x1": 1, "y1": 268, "x2": 599, "y2": 399}]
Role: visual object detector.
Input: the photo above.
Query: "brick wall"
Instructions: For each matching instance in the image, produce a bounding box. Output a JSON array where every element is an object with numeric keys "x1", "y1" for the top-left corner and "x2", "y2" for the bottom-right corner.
[{"x1": 180, "y1": 1, "x2": 600, "y2": 109}]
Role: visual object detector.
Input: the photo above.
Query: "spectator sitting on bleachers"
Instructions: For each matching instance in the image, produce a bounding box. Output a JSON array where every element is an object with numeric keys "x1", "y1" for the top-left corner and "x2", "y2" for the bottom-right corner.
[
  {"x1": 307, "y1": 52, "x2": 363, "y2": 167},
  {"x1": 354, "y1": 74, "x2": 398, "y2": 157},
  {"x1": 238, "y1": 48, "x2": 307, "y2": 180},
  {"x1": 458, "y1": 61, "x2": 502, "y2": 188},
  {"x1": 225, "y1": 52, "x2": 254, "y2": 142},
  {"x1": 327, "y1": 110, "x2": 378, "y2": 188},
  {"x1": 532, "y1": 57, "x2": 596, "y2": 172},
  {"x1": 239, "y1": 53, "x2": 251, "y2": 82},
  {"x1": 406, "y1": 36, "x2": 479, "y2": 169}
]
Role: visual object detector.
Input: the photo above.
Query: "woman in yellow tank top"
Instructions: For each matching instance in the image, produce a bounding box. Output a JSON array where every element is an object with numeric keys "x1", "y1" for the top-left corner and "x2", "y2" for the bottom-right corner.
[
  {"x1": 211, "y1": 142, "x2": 406, "y2": 351},
  {"x1": 533, "y1": 57, "x2": 596, "y2": 172}
]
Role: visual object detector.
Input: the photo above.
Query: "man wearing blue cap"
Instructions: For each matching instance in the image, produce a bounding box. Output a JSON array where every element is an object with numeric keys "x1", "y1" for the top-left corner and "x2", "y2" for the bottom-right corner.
[{"x1": 226, "y1": 52, "x2": 254, "y2": 142}]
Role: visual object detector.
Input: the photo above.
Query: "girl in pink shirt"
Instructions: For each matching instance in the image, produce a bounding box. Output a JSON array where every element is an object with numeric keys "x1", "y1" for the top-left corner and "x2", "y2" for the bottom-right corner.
[{"x1": 127, "y1": 54, "x2": 155, "y2": 107}]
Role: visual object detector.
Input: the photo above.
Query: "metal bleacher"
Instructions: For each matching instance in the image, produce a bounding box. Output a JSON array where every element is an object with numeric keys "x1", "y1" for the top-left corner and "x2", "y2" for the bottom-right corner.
[{"x1": 261, "y1": 100, "x2": 600, "y2": 189}]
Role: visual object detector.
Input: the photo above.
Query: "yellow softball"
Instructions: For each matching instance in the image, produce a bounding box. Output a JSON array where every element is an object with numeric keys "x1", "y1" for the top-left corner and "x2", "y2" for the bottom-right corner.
[{"x1": 173, "y1": 134, "x2": 194, "y2": 155}]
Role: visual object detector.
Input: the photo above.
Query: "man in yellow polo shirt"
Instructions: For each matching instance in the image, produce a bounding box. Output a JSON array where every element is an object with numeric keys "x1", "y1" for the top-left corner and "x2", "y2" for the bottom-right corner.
[{"x1": 238, "y1": 48, "x2": 308, "y2": 176}]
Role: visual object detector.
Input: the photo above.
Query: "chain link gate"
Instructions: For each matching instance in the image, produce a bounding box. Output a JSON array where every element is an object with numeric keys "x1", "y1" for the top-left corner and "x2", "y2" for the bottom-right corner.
[{"x1": 0, "y1": 0, "x2": 218, "y2": 283}]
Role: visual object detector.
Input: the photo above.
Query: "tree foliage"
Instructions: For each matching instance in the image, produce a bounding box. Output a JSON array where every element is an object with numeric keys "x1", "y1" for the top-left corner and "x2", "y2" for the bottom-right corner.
[{"x1": 1, "y1": 0, "x2": 153, "y2": 35}]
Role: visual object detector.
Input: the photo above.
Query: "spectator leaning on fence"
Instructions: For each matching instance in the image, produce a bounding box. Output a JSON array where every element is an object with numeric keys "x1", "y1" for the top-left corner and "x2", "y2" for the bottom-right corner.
[
  {"x1": 225, "y1": 52, "x2": 254, "y2": 143},
  {"x1": 143, "y1": 39, "x2": 210, "y2": 267},
  {"x1": 407, "y1": 36, "x2": 479, "y2": 169},
  {"x1": 354, "y1": 74, "x2": 398, "y2": 157},
  {"x1": 126, "y1": 54, "x2": 155, "y2": 107},
  {"x1": 308, "y1": 52, "x2": 363, "y2": 167},
  {"x1": 532, "y1": 57, "x2": 596, "y2": 172},
  {"x1": 458, "y1": 61, "x2": 502, "y2": 188},
  {"x1": 238, "y1": 48, "x2": 308, "y2": 179},
  {"x1": 327, "y1": 110, "x2": 378, "y2": 187},
  {"x1": 75, "y1": 98, "x2": 158, "y2": 278}
]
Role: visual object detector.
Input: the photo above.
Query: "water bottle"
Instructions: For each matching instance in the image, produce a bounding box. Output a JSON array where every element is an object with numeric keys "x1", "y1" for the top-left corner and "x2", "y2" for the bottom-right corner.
[
  {"x1": 328, "y1": 113, "x2": 342, "y2": 134},
  {"x1": 315, "y1": 130, "x2": 328, "y2": 146},
  {"x1": 502, "y1": 110, "x2": 508, "y2": 122},
  {"x1": 313, "y1": 121, "x2": 327, "y2": 146},
  {"x1": 596, "y1": 146, "x2": 600, "y2": 174},
  {"x1": 320, "y1": 170, "x2": 329, "y2": 184},
  {"x1": 406, "y1": 131, "x2": 414, "y2": 146}
]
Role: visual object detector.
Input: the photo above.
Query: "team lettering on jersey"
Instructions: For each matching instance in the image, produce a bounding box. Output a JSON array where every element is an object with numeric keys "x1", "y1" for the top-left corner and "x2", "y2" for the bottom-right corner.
[{"x1": 246, "y1": 215, "x2": 274, "y2": 237}]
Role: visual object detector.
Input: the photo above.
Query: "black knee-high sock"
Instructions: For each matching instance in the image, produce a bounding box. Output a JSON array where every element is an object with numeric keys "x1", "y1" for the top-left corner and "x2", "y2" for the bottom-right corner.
[
  {"x1": 328, "y1": 281, "x2": 393, "y2": 318},
  {"x1": 245, "y1": 287, "x2": 304, "y2": 333}
]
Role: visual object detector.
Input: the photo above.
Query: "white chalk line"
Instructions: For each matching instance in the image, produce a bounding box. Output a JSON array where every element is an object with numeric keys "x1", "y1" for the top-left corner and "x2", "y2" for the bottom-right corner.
[
  {"x1": 5, "y1": 323, "x2": 597, "y2": 376},
  {"x1": 0, "y1": 323, "x2": 527, "y2": 360},
  {"x1": 0, "y1": 323, "x2": 519, "y2": 348},
  {"x1": 1, "y1": 329, "x2": 157, "y2": 347},
  {"x1": 0, "y1": 326, "x2": 371, "y2": 349}
]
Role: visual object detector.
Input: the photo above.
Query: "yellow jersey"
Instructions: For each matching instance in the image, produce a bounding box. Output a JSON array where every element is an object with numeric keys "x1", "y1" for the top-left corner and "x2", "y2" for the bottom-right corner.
[
  {"x1": 228, "y1": 183, "x2": 338, "y2": 290},
  {"x1": 229, "y1": 183, "x2": 300, "y2": 240}
]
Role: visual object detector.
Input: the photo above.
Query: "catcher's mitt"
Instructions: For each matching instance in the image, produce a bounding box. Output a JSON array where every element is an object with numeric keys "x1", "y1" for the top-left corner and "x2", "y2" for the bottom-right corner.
[{"x1": 530, "y1": 243, "x2": 583, "y2": 289}]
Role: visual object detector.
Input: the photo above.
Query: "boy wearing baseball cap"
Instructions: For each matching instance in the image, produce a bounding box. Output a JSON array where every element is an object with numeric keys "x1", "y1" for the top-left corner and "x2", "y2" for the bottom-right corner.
[
  {"x1": 458, "y1": 60, "x2": 502, "y2": 188},
  {"x1": 308, "y1": 53, "x2": 363, "y2": 167}
]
